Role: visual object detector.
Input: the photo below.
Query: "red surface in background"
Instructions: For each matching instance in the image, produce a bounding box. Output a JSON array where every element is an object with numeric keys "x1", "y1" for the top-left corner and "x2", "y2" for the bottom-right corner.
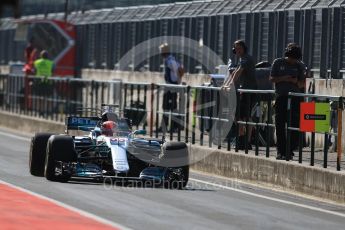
[
  {"x1": 0, "y1": 183, "x2": 119, "y2": 230},
  {"x1": 300, "y1": 102, "x2": 315, "y2": 132}
]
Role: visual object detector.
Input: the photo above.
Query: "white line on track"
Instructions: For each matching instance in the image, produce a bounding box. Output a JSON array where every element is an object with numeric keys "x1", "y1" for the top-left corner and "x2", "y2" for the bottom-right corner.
[
  {"x1": 190, "y1": 178, "x2": 345, "y2": 218},
  {"x1": 0, "y1": 179, "x2": 131, "y2": 230},
  {"x1": 1, "y1": 130, "x2": 345, "y2": 219}
]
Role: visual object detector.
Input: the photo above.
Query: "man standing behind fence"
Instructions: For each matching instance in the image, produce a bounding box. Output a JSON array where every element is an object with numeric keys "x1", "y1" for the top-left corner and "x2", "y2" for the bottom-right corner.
[
  {"x1": 34, "y1": 50, "x2": 54, "y2": 115},
  {"x1": 158, "y1": 43, "x2": 183, "y2": 132},
  {"x1": 270, "y1": 45, "x2": 305, "y2": 160},
  {"x1": 222, "y1": 40, "x2": 257, "y2": 150},
  {"x1": 34, "y1": 50, "x2": 53, "y2": 78}
]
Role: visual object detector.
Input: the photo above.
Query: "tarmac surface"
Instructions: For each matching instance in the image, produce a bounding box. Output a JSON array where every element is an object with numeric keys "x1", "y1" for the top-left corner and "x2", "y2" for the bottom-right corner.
[{"x1": 0, "y1": 128, "x2": 345, "y2": 230}]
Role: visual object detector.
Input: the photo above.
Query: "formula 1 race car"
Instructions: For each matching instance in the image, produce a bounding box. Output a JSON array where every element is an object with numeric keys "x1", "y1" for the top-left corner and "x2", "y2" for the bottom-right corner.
[{"x1": 29, "y1": 105, "x2": 189, "y2": 189}]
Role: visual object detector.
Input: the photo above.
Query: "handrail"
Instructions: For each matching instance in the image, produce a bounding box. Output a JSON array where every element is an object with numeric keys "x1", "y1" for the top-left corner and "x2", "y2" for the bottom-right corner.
[{"x1": 288, "y1": 92, "x2": 342, "y2": 101}]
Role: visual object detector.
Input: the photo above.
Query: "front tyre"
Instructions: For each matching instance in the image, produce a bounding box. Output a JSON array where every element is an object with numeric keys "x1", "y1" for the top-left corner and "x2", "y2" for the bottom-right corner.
[
  {"x1": 29, "y1": 133, "x2": 55, "y2": 176},
  {"x1": 160, "y1": 142, "x2": 189, "y2": 189},
  {"x1": 44, "y1": 135, "x2": 77, "y2": 182}
]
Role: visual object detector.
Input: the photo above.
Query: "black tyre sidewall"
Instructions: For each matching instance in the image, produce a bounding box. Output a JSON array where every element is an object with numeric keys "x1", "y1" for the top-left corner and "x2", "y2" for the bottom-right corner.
[
  {"x1": 29, "y1": 133, "x2": 54, "y2": 176},
  {"x1": 160, "y1": 142, "x2": 189, "y2": 167},
  {"x1": 44, "y1": 135, "x2": 76, "y2": 182},
  {"x1": 161, "y1": 142, "x2": 189, "y2": 188}
]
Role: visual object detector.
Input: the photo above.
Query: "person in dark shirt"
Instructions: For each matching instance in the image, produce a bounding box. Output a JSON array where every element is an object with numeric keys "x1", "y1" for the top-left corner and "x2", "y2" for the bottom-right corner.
[
  {"x1": 270, "y1": 45, "x2": 305, "y2": 160},
  {"x1": 286, "y1": 43, "x2": 310, "y2": 92},
  {"x1": 222, "y1": 40, "x2": 257, "y2": 149}
]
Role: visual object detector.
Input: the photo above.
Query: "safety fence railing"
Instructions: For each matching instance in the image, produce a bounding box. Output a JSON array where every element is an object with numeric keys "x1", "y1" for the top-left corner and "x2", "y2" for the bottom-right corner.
[
  {"x1": 235, "y1": 89, "x2": 275, "y2": 156},
  {"x1": 191, "y1": 86, "x2": 234, "y2": 151},
  {"x1": 0, "y1": 74, "x2": 123, "y2": 122},
  {"x1": 287, "y1": 92, "x2": 343, "y2": 171},
  {"x1": 237, "y1": 89, "x2": 345, "y2": 171},
  {"x1": 0, "y1": 74, "x2": 344, "y2": 170},
  {"x1": 0, "y1": 74, "x2": 235, "y2": 147}
]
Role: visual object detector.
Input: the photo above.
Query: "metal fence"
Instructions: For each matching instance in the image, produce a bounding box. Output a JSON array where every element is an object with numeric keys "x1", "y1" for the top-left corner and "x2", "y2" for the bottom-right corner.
[
  {"x1": 0, "y1": 74, "x2": 344, "y2": 170},
  {"x1": 0, "y1": 74, "x2": 242, "y2": 150},
  {"x1": 286, "y1": 92, "x2": 343, "y2": 170}
]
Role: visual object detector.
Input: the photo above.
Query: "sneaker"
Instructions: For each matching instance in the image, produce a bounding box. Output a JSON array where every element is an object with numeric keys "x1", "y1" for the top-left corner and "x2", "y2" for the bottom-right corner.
[
  {"x1": 276, "y1": 152, "x2": 287, "y2": 160},
  {"x1": 155, "y1": 127, "x2": 164, "y2": 133},
  {"x1": 276, "y1": 155, "x2": 284, "y2": 160},
  {"x1": 169, "y1": 128, "x2": 179, "y2": 133},
  {"x1": 237, "y1": 140, "x2": 252, "y2": 150}
]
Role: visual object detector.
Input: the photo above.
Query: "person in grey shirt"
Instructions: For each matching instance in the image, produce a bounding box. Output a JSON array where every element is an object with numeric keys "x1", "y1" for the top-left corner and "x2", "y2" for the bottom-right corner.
[
  {"x1": 270, "y1": 45, "x2": 305, "y2": 160},
  {"x1": 223, "y1": 40, "x2": 257, "y2": 150}
]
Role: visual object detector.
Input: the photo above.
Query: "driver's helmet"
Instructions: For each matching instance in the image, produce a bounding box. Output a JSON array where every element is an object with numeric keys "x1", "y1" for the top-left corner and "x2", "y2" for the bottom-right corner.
[
  {"x1": 101, "y1": 121, "x2": 117, "y2": 136},
  {"x1": 101, "y1": 112, "x2": 118, "y2": 122}
]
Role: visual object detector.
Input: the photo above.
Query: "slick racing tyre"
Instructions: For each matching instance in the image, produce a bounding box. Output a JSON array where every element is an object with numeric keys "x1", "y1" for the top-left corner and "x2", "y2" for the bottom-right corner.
[
  {"x1": 44, "y1": 135, "x2": 77, "y2": 182},
  {"x1": 160, "y1": 142, "x2": 189, "y2": 167},
  {"x1": 160, "y1": 142, "x2": 189, "y2": 189},
  {"x1": 29, "y1": 133, "x2": 55, "y2": 176}
]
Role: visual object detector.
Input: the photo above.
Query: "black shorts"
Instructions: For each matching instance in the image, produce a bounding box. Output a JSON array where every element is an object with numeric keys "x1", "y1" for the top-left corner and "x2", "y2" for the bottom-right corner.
[
  {"x1": 33, "y1": 81, "x2": 53, "y2": 96},
  {"x1": 236, "y1": 93, "x2": 256, "y2": 120},
  {"x1": 163, "y1": 91, "x2": 177, "y2": 110}
]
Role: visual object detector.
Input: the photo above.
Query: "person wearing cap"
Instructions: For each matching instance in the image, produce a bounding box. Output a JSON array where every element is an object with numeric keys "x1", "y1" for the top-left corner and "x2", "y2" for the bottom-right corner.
[
  {"x1": 158, "y1": 43, "x2": 181, "y2": 133},
  {"x1": 270, "y1": 45, "x2": 305, "y2": 160}
]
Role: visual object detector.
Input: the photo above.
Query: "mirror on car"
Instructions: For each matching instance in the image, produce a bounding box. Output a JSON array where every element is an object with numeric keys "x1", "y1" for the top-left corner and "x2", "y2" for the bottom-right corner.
[{"x1": 133, "y1": 130, "x2": 147, "y2": 135}]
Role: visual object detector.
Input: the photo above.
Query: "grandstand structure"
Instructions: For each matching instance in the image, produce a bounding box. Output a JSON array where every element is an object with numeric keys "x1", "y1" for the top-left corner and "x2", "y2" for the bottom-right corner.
[{"x1": 1, "y1": 0, "x2": 345, "y2": 78}]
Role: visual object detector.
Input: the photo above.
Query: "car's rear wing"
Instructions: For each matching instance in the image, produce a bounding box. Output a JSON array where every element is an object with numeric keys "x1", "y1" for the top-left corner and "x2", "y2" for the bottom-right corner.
[{"x1": 65, "y1": 116, "x2": 100, "y2": 132}]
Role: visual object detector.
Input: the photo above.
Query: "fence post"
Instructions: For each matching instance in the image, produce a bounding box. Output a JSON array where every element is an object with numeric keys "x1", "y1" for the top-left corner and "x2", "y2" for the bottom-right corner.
[
  {"x1": 323, "y1": 98, "x2": 330, "y2": 168},
  {"x1": 235, "y1": 90, "x2": 240, "y2": 152},
  {"x1": 136, "y1": 84, "x2": 141, "y2": 130},
  {"x1": 90, "y1": 80, "x2": 95, "y2": 111},
  {"x1": 266, "y1": 94, "x2": 273, "y2": 158},
  {"x1": 311, "y1": 132, "x2": 315, "y2": 166},
  {"x1": 149, "y1": 84, "x2": 154, "y2": 137},
  {"x1": 185, "y1": 86, "x2": 190, "y2": 143},
  {"x1": 200, "y1": 88, "x2": 204, "y2": 146},
  {"x1": 298, "y1": 131, "x2": 303, "y2": 163},
  {"x1": 209, "y1": 88, "x2": 214, "y2": 148},
  {"x1": 286, "y1": 94, "x2": 292, "y2": 161},
  {"x1": 66, "y1": 78, "x2": 71, "y2": 116},
  {"x1": 244, "y1": 93, "x2": 249, "y2": 154},
  {"x1": 155, "y1": 85, "x2": 160, "y2": 138},
  {"x1": 123, "y1": 83, "x2": 127, "y2": 117},
  {"x1": 143, "y1": 85, "x2": 147, "y2": 131},
  {"x1": 337, "y1": 97, "x2": 343, "y2": 171},
  {"x1": 192, "y1": 88, "x2": 196, "y2": 144}
]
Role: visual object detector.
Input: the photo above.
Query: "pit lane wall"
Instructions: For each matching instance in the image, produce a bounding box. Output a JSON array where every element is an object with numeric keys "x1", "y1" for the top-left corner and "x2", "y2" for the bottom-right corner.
[
  {"x1": 0, "y1": 110, "x2": 344, "y2": 203},
  {"x1": 81, "y1": 69, "x2": 210, "y2": 86}
]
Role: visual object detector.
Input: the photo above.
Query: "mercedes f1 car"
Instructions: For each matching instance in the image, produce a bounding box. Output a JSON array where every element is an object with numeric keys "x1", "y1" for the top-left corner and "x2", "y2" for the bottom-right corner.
[{"x1": 29, "y1": 105, "x2": 189, "y2": 189}]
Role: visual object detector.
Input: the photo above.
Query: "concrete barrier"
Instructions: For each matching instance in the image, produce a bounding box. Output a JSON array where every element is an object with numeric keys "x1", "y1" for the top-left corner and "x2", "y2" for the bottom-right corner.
[
  {"x1": 1, "y1": 110, "x2": 344, "y2": 203},
  {"x1": 190, "y1": 145, "x2": 345, "y2": 203},
  {"x1": 0, "y1": 111, "x2": 65, "y2": 134},
  {"x1": 81, "y1": 69, "x2": 210, "y2": 86}
]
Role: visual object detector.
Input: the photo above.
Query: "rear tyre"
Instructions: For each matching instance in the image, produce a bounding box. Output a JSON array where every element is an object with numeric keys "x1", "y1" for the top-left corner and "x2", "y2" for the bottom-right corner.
[
  {"x1": 29, "y1": 133, "x2": 55, "y2": 176},
  {"x1": 160, "y1": 142, "x2": 189, "y2": 189},
  {"x1": 44, "y1": 135, "x2": 77, "y2": 182}
]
